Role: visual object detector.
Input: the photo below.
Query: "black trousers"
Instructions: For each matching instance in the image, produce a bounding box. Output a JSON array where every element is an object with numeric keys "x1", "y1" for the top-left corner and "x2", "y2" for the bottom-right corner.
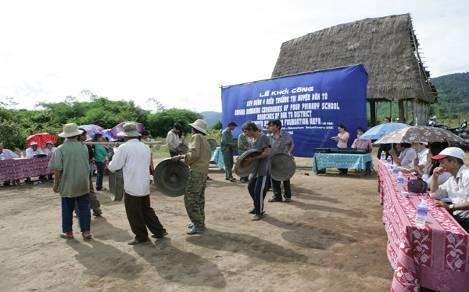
[
  {"x1": 271, "y1": 179, "x2": 291, "y2": 199},
  {"x1": 248, "y1": 175, "x2": 271, "y2": 215},
  {"x1": 124, "y1": 193, "x2": 166, "y2": 241}
]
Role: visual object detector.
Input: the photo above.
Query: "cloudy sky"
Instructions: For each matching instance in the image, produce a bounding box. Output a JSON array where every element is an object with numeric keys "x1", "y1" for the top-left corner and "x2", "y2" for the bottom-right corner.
[{"x1": 1, "y1": 0, "x2": 468, "y2": 112}]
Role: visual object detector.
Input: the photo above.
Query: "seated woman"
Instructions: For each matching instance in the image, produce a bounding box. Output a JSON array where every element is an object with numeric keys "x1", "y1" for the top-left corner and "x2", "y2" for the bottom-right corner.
[
  {"x1": 399, "y1": 142, "x2": 429, "y2": 174},
  {"x1": 351, "y1": 127, "x2": 372, "y2": 175},
  {"x1": 390, "y1": 143, "x2": 417, "y2": 169}
]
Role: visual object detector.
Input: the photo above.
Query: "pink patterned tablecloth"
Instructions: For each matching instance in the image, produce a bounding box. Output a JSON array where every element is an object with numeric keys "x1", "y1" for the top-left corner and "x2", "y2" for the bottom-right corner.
[
  {"x1": 378, "y1": 160, "x2": 469, "y2": 292},
  {"x1": 0, "y1": 157, "x2": 51, "y2": 181}
]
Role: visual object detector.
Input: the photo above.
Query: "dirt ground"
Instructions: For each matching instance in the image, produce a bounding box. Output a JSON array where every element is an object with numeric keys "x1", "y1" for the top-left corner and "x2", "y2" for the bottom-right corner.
[{"x1": 0, "y1": 157, "x2": 393, "y2": 292}]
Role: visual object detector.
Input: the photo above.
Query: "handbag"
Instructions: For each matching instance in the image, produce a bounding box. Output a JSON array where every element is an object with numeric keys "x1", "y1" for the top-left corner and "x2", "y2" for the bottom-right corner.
[{"x1": 407, "y1": 177, "x2": 428, "y2": 193}]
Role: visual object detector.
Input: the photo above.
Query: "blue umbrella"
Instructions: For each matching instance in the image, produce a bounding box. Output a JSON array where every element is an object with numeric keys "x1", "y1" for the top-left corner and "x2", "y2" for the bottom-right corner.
[{"x1": 360, "y1": 123, "x2": 409, "y2": 141}]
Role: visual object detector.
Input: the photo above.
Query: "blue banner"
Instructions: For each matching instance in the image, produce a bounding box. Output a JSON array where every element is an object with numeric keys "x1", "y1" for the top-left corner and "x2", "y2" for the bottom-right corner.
[{"x1": 221, "y1": 64, "x2": 368, "y2": 157}]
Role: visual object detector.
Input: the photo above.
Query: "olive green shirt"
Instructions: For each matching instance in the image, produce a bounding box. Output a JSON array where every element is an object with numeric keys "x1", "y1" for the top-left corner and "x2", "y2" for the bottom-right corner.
[
  {"x1": 48, "y1": 138, "x2": 90, "y2": 197},
  {"x1": 185, "y1": 133, "x2": 211, "y2": 175},
  {"x1": 221, "y1": 128, "x2": 234, "y2": 152}
]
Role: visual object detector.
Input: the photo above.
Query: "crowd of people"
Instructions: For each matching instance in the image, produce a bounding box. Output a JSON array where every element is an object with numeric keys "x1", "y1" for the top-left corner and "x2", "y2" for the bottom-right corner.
[
  {"x1": 0, "y1": 140, "x2": 57, "y2": 185},
  {"x1": 1, "y1": 116, "x2": 468, "y2": 239},
  {"x1": 32, "y1": 117, "x2": 298, "y2": 242}
]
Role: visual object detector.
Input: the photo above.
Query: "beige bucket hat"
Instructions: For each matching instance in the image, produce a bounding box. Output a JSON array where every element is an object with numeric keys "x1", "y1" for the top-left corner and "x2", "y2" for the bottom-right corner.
[
  {"x1": 117, "y1": 122, "x2": 141, "y2": 137},
  {"x1": 189, "y1": 119, "x2": 208, "y2": 135},
  {"x1": 59, "y1": 123, "x2": 84, "y2": 138}
]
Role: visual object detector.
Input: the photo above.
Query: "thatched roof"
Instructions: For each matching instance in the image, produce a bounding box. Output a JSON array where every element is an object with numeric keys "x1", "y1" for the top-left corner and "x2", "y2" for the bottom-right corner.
[{"x1": 272, "y1": 14, "x2": 437, "y2": 103}]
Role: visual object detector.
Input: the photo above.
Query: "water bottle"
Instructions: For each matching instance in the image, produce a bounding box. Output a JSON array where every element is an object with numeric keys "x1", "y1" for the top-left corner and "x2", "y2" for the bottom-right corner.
[
  {"x1": 397, "y1": 175, "x2": 405, "y2": 191},
  {"x1": 415, "y1": 200, "x2": 428, "y2": 228},
  {"x1": 386, "y1": 156, "x2": 392, "y2": 165},
  {"x1": 380, "y1": 152, "x2": 386, "y2": 160}
]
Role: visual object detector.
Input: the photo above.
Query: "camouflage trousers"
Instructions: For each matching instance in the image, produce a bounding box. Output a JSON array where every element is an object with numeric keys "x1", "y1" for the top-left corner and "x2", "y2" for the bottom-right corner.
[{"x1": 184, "y1": 170, "x2": 207, "y2": 228}]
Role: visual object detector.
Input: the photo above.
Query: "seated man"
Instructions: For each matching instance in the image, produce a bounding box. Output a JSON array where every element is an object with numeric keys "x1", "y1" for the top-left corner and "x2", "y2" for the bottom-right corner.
[
  {"x1": 420, "y1": 143, "x2": 451, "y2": 187},
  {"x1": 0, "y1": 143, "x2": 18, "y2": 160},
  {"x1": 43, "y1": 141, "x2": 57, "y2": 156},
  {"x1": 25, "y1": 142, "x2": 44, "y2": 158},
  {"x1": 430, "y1": 147, "x2": 469, "y2": 231},
  {"x1": 0, "y1": 143, "x2": 19, "y2": 186}
]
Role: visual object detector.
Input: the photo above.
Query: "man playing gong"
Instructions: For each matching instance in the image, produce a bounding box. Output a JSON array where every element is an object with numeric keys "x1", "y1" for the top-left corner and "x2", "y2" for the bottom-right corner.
[
  {"x1": 243, "y1": 122, "x2": 272, "y2": 221},
  {"x1": 267, "y1": 119, "x2": 294, "y2": 202},
  {"x1": 173, "y1": 119, "x2": 211, "y2": 234}
]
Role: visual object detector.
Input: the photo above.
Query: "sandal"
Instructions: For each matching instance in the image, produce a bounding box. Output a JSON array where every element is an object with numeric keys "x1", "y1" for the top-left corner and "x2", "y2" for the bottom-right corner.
[
  {"x1": 60, "y1": 232, "x2": 74, "y2": 239},
  {"x1": 82, "y1": 231, "x2": 93, "y2": 241}
]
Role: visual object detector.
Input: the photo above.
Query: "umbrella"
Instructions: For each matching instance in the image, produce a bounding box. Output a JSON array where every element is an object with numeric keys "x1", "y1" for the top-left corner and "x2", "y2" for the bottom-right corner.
[
  {"x1": 375, "y1": 126, "x2": 465, "y2": 144},
  {"x1": 101, "y1": 129, "x2": 117, "y2": 142},
  {"x1": 360, "y1": 123, "x2": 410, "y2": 141},
  {"x1": 26, "y1": 132, "x2": 57, "y2": 148},
  {"x1": 78, "y1": 124, "x2": 104, "y2": 140}
]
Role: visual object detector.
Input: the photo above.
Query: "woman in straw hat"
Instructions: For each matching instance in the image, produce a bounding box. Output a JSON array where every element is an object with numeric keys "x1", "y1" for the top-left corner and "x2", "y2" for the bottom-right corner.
[
  {"x1": 48, "y1": 123, "x2": 93, "y2": 240},
  {"x1": 173, "y1": 119, "x2": 211, "y2": 235}
]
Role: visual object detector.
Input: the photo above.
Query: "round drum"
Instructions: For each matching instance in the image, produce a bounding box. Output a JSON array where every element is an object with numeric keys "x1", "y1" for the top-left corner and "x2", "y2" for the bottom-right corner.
[{"x1": 154, "y1": 158, "x2": 189, "y2": 197}]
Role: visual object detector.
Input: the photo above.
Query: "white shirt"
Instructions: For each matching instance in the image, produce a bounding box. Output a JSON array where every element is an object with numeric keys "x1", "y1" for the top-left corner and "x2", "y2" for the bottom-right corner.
[
  {"x1": 166, "y1": 130, "x2": 181, "y2": 151},
  {"x1": 423, "y1": 172, "x2": 451, "y2": 187},
  {"x1": 417, "y1": 148, "x2": 429, "y2": 167},
  {"x1": 435, "y1": 166, "x2": 469, "y2": 205},
  {"x1": 398, "y1": 148, "x2": 417, "y2": 168},
  {"x1": 25, "y1": 147, "x2": 44, "y2": 158},
  {"x1": 43, "y1": 147, "x2": 57, "y2": 156},
  {"x1": 0, "y1": 149, "x2": 19, "y2": 160},
  {"x1": 108, "y1": 139, "x2": 151, "y2": 196}
]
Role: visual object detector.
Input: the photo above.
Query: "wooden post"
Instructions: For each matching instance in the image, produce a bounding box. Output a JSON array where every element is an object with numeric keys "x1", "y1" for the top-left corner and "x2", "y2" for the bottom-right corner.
[
  {"x1": 413, "y1": 100, "x2": 428, "y2": 126},
  {"x1": 389, "y1": 101, "x2": 393, "y2": 121},
  {"x1": 398, "y1": 100, "x2": 405, "y2": 123},
  {"x1": 369, "y1": 100, "x2": 376, "y2": 126}
]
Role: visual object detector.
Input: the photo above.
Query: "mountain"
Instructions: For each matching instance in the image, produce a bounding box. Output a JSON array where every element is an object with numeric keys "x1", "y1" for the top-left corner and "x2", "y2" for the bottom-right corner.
[
  {"x1": 200, "y1": 111, "x2": 221, "y2": 127},
  {"x1": 432, "y1": 72, "x2": 469, "y2": 118}
]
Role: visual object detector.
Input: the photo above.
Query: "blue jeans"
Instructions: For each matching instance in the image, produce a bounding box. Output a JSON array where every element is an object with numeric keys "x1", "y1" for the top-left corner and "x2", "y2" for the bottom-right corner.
[
  {"x1": 95, "y1": 161, "x2": 105, "y2": 190},
  {"x1": 62, "y1": 194, "x2": 91, "y2": 233}
]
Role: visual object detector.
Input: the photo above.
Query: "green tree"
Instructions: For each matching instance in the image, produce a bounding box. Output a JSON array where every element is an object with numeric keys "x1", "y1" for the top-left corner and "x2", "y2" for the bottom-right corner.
[
  {"x1": 146, "y1": 109, "x2": 202, "y2": 137},
  {"x1": 0, "y1": 95, "x2": 202, "y2": 149}
]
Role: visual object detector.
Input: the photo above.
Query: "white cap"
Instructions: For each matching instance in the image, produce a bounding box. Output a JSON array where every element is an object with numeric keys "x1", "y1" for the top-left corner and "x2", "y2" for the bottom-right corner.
[{"x1": 432, "y1": 147, "x2": 465, "y2": 160}]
